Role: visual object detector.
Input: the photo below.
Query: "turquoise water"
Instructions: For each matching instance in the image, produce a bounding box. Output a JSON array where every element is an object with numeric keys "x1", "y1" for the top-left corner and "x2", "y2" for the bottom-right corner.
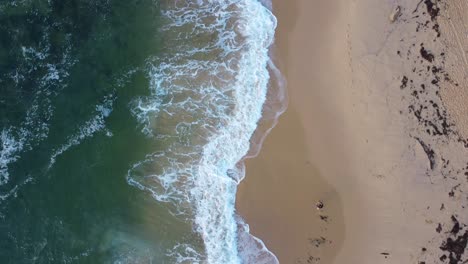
[{"x1": 0, "y1": 0, "x2": 279, "y2": 263}]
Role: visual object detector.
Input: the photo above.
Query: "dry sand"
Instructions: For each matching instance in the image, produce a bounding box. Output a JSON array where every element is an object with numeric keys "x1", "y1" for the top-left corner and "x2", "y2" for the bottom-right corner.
[{"x1": 237, "y1": 0, "x2": 468, "y2": 263}]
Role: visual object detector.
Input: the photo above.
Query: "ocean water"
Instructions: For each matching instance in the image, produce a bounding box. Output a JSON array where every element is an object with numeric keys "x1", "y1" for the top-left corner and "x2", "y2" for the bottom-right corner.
[{"x1": 0, "y1": 0, "x2": 282, "y2": 263}]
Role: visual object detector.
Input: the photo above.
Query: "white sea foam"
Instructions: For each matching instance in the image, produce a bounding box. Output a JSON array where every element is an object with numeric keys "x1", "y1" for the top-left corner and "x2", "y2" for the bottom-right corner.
[
  {"x1": 48, "y1": 94, "x2": 115, "y2": 169},
  {"x1": 0, "y1": 33, "x2": 75, "y2": 191},
  {"x1": 167, "y1": 243, "x2": 205, "y2": 264},
  {"x1": 128, "y1": 0, "x2": 281, "y2": 263},
  {"x1": 237, "y1": 217, "x2": 279, "y2": 264},
  {"x1": 0, "y1": 129, "x2": 24, "y2": 185},
  {"x1": 0, "y1": 177, "x2": 33, "y2": 202},
  {"x1": 1, "y1": 45, "x2": 57, "y2": 184}
]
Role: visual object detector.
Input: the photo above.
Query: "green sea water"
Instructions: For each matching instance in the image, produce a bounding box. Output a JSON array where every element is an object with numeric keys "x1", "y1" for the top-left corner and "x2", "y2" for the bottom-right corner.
[{"x1": 0, "y1": 1, "x2": 202, "y2": 263}]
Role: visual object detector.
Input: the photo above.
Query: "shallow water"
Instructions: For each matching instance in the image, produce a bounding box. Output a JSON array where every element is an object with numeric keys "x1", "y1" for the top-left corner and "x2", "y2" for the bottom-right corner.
[{"x1": 0, "y1": 0, "x2": 279, "y2": 263}]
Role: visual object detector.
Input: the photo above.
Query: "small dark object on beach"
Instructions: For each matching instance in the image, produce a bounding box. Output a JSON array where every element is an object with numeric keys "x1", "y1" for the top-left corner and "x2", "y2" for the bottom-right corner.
[
  {"x1": 316, "y1": 200, "x2": 324, "y2": 210},
  {"x1": 451, "y1": 216, "x2": 461, "y2": 235},
  {"x1": 413, "y1": 0, "x2": 424, "y2": 13},
  {"x1": 431, "y1": 66, "x2": 441, "y2": 74},
  {"x1": 320, "y1": 215, "x2": 329, "y2": 222},
  {"x1": 420, "y1": 46, "x2": 435, "y2": 62},
  {"x1": 433, "y1": 23, "x2": 441, "y2": 37},
  {"x1": 422, "y1": 247, "x2": 427, "y2": 252},
  {"x1": 436, "y1": 223, "x2": 442, "y2": 233},
  {"x1": 424, "y1": 0, "x2": 440, "y2": 21},
  {"x1": 401, "y1": 76, "x2": 408, "y2": 89},
  {"x1": 416, "y1": 138, "x2": 436, "y2": 170},
  {"x1": 307, "y1": 255, "x2": 320, "y2": 263},
  {"x1": 309, "y1": 237, "x2": 327, "y2": 248}
]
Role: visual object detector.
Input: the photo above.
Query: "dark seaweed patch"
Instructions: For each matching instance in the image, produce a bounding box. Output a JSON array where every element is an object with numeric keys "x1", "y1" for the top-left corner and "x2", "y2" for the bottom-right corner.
[
  {"x1": 424, "y1": 0, "x2": 440, "y2": 21},
  {"x1": 439, "y1": 231, "x2": 468, "y2": 264},
  {"x1": 450, "y1": 215, "x2": 461, "y2": 235},
  {"x1": 420, "y1": 46, "x2": 435, "y2": 62},
  {"x1": 416, "y1": 137, "x2": 436, "y2": 170},
  {"x1": 401, "y1": 76, "x2": 409, "y2": 89}
]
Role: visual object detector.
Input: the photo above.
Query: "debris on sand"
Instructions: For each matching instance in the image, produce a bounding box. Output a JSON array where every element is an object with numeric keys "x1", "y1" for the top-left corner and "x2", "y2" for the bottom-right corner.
[
  {"x1": 319, "y1": 215, "x2": 329, "y2": 222},
  {"x1": 416, "y1": 137, "x2": 436, "y2": 170},
  {"x1": 424, "y1": 0, "x2": 440, "y2": 21},
  {"x1": 439, "y1": 231, "x2": 468, "y2": 264},
  {"x1": 450, "y1": 215, "x2": 461, "y2": 235},
  {"x1": 316, "y1": 200, "x2": 324, "y2": 210},
  {"x1": 309, "y1": 237, "x2": 330, "y2": 248},
  {"x1": 389, "y1": 6, "x2": 402, "y2": 23},
  {"x1": 420, "y1": 45, "x2": 435, "y2": 62}
]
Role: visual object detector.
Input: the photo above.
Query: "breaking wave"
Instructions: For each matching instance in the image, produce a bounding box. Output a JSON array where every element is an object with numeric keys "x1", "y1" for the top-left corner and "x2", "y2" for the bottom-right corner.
[{"x1": 127, "y1": 0, "x2": 281, "y2": 263}]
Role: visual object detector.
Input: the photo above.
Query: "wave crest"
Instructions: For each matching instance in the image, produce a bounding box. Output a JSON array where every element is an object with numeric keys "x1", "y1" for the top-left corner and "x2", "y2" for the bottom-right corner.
[{"x1": 128, "y1": 0, "x2": 279, "y2": 263}]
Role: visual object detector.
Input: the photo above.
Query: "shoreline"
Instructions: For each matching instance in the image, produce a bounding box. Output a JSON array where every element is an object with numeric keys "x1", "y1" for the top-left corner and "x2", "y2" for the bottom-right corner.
[
  {"x1": 237, "y1": 0, "x2": 468, "y2": 263},
  {"x1": 237, "y1": 0, "x2": 346, "y2": 262}
]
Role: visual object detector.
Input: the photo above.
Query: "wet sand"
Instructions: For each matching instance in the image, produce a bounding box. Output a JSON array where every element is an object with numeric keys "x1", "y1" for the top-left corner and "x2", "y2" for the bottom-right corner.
[
  {"x1": 237, "y1": 0, "x2": 468, "y2": 263},
  {"x1": 237, "y1": 0, "x2": 352, "y2": 262},
  {"x1": 237, "y1": 0, "x2": 346, "y2": 263}
]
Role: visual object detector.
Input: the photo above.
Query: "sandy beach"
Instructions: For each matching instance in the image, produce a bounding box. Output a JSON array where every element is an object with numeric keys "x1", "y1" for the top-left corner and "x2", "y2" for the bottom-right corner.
[{"x1": 237, "y1": 0, "x2": 468, "y2": 263}]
